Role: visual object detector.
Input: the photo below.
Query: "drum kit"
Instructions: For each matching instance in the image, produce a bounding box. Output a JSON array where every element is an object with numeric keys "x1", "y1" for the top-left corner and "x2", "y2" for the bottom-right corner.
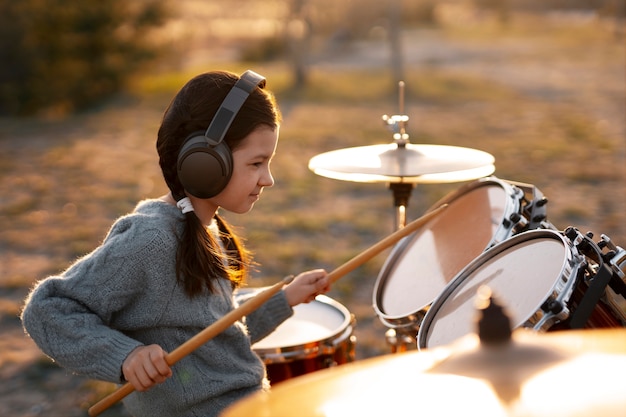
[{"x1": 223, "y1": 85, "x2": 626, "y2": 415}]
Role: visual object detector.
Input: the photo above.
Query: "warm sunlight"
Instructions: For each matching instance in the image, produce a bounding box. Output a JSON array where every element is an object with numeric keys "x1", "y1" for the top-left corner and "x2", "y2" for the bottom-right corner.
[{"x1": 2, "y1": 1, "x2": 624, "y2": 415}]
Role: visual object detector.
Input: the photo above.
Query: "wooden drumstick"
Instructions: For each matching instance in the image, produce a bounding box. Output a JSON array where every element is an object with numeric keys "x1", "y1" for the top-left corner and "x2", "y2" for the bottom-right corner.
[
  {"x1": 88, "y1": 275, "x2": 294, "y2": 417},
  {"x1": 89, "y1": 203, "x2": 447, "y2": 416},
  {"x1": 327, "y1": 204, "x2": 447, "y2": 283}
]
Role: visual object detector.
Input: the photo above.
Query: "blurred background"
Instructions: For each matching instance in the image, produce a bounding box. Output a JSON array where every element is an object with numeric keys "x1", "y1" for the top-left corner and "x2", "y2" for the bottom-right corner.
[{"x1": 1, "y1": 0, "x2": 624, "y2": 415}]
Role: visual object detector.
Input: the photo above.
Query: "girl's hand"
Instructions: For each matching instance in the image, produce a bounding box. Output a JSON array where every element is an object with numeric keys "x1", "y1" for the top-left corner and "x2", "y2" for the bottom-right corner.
[
  {"x1": 122, "y1": 344, "x2": 173, "y2": 391},
  {"x1": 283, "y1": 269, "x2": 330, "y2": 306}
]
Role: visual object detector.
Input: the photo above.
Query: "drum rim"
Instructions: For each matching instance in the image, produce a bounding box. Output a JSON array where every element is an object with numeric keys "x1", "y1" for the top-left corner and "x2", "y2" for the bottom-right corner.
[
  {"x1": 372, "y1": 176, "x2": 519, "y2": 326},
  {"x1": 417, "y1": 228, "x2": 579, "y2": 350}
]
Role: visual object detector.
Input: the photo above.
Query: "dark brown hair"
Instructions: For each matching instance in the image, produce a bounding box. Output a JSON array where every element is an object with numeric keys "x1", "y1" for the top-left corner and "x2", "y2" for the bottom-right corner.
[{"x1": 156, "y1": 71, "x2": 281, "y2": 297}]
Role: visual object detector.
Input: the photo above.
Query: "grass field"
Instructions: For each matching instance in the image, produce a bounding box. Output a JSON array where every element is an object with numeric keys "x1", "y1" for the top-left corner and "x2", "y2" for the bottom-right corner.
[{"x1": 0, "y1": 10, "x2": 624, "y2": 416}]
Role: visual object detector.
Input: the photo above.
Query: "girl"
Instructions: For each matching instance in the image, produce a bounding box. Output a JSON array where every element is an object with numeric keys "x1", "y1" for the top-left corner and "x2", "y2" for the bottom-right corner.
[{"x1": 21, "y1": 70, "x2": 330, "y2": 417}]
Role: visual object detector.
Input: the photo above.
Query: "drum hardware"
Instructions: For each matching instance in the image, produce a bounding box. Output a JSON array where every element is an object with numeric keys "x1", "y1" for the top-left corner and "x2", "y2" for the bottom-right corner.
[
  {"x1": 382, "y1": 107, "x2": 410, "y2": 228},
  {"x1": 320, "y1": 328, "x2": 357, "y2": 369},
  {"x1": 389, "y1": 182, "x2": 414, "y2": 230},
  {"x1": 504, "y1": 179, "x2": 551, "y2": 232},
  {"x1": 384, "y1": 328, "x2": 416, "y2": 354},
  {"x1": 222, "y1": 288, "x2": 626, "y2": 417},
  {"x1": 382, "y1": 112, "x2": 409, "y2": 145},
  {"x1": 598, "y1": 233, "x2": 626, "y2": 318},
  {"x1": 563, "y1": 227, "x2": 613, "y2": 329},
  {"x1": 598, "y1": 233, "x2": 626, "y2": 280},
  {"x1": 558, "y1": 227, "x2": 626, "y2": 329}
]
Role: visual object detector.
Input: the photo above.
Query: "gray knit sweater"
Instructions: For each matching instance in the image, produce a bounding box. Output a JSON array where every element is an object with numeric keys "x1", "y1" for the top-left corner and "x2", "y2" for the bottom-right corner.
[{"x1": 21, "y1": 199, "x2": 293, "y2": 417}]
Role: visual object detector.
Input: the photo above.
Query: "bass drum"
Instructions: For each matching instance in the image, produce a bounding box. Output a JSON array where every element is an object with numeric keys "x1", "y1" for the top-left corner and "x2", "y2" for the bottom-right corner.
[
  {"x1": 248, "y1": 292, "x2": 356, "y2": 384},
  {"x1": 418, "y1": 229, "x2": 626, "y2": 350},
  {"x1": 373, "y1": 176, "x2": 552, "y2": 339}
]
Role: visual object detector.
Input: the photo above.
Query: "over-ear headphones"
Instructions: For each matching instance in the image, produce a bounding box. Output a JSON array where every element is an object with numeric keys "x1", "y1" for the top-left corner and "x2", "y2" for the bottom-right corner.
[{"x1": 177, "y1": 70, "x2": 266, "y2": 198}]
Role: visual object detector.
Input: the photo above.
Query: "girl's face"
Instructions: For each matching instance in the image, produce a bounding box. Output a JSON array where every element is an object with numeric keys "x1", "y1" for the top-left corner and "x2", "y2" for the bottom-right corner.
[{"x1": 209, "y1": 125, "x2": 278, "y2": 214}]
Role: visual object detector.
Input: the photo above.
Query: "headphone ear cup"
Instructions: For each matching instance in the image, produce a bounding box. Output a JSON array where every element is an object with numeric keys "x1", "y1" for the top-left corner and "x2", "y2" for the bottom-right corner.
[{"x1": 177, "y1": 132, "x2": 233, "y2": 198}]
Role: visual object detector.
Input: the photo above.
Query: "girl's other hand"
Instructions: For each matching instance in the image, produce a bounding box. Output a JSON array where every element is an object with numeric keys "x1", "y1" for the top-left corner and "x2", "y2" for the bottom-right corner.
[{"x1": 122, "y1": 344, "x2": 173, "y2": 391}]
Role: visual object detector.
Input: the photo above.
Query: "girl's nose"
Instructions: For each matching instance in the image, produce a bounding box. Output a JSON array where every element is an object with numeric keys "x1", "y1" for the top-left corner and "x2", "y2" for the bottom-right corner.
[{"x1": 261, "y1": 168, "x2": 274, "y2": 187}]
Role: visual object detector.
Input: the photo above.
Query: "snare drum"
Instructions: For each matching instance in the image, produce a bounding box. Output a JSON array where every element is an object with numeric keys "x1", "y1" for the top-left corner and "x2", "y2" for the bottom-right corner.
[
  {"x1": 373, "y1": 177, "x2": 552, "y2": 339},
  {"x1": 251, "y1": 294, "x2": 356, "y2": 384},
  {"x1": 418, "y1": 229, "x2": 626, "y2": 350}
]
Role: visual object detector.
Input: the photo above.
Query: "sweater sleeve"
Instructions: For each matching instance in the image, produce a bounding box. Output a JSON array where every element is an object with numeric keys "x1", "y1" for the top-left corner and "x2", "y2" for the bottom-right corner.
[
  {"x1": 21, "y1": 216, "x2": 171, "y2": 383},
  {"x1": 21, "y1": 275, "x2": 143, "y2": 383},
  {"x1": 236, "y1": 289, "x2": 293, "y2": 344}
]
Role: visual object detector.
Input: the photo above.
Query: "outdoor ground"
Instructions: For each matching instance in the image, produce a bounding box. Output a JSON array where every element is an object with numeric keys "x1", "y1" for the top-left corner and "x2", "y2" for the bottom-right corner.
[{"x1": 0, "y1": 9, "x2": 624, "y2": 417}]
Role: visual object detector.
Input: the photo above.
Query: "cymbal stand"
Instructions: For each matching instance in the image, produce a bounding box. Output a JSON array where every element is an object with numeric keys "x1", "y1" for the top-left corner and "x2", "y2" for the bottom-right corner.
[{"x1": 383, "y1": 81, "x2": 414, "y2": 230}]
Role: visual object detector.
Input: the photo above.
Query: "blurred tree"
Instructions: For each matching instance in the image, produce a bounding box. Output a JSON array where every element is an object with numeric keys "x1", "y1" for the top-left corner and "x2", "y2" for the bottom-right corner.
[
  {"x1": 285, "y1": 0, "x2": 312, "y2": 89},
  {"x1": 0, "y1": 0, "x2": 169, "y2": 116}
]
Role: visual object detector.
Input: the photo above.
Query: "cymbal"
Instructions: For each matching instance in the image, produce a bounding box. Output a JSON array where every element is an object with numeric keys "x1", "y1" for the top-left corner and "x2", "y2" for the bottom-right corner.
[
  {"x1": 308, "y1": 143, "x2": 495, "y2": 184},
  {"x1": 222, "y1": 328, "x2": 626, "y2": 417}
]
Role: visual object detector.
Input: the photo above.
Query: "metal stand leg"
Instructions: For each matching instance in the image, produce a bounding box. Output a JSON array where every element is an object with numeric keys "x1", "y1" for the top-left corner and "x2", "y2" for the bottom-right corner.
[
  {"x1": 385, "y1": 328, "x2": 417, "y2": 353},
  {"x1": 390, "y1": 183, "x2": 414, "y2": 230}
]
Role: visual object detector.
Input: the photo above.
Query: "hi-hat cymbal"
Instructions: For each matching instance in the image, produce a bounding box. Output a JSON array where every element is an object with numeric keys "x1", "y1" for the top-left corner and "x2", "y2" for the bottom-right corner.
[
  {"x1": 308, "y1": 143, "x2": 495, "y2": 183},
  {"x1": 221, "y1": 328, "x2": 626, "y2": 417}
]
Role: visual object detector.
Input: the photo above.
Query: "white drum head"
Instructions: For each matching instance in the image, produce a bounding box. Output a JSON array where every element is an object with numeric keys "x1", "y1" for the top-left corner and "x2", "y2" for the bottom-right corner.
[{"x1": 253, "y1": 295, "x2": 350, "y2": 350}]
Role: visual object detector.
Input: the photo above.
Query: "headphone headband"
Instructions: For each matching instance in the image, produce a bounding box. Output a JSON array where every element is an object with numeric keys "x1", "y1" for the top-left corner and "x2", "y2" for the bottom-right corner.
[{"x1": 204, "y1": 70, "x2": 266, "y2": 145}]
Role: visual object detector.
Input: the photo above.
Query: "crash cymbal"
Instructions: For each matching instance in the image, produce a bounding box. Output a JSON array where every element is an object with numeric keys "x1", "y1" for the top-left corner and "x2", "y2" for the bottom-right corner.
[
  {"x1": 223, "y1": 291, "x2": 626, "y2": 417},
  {"x1": 222, "y1": 328, "x2": 626, "y2": 417},
  {"x1": 308, "y1": 143, "x2": 495, "y2": 184}
]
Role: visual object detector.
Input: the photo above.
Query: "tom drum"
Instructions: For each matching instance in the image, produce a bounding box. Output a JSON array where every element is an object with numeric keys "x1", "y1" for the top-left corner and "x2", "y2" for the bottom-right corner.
[
  {"x1": 250, "y1": 293, "x2": 356, "y2": 384},
  {"x1": 418, "y1": 228, "x2": 626, "y2": 350},
  {"x1": 373, "y1": 176, "x2": 553, "y2": 340}
]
